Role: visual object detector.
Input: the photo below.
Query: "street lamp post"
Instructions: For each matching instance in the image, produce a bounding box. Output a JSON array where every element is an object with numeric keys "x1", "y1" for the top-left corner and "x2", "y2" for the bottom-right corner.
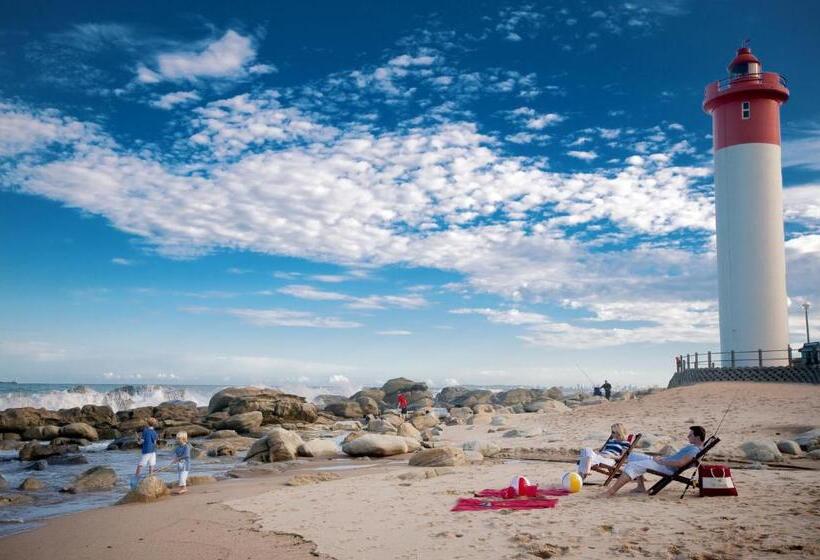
[{"x1": 802, "y1": 302, "x2": 812, "y2": 343}]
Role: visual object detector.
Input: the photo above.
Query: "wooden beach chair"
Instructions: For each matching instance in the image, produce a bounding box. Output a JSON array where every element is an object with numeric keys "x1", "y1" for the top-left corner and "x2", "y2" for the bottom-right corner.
[
  {"x1": 646, "y1": 436, "x2": 721, "y2": 496},
  {"x1": 590, "y1": 433, "x2": 642, "y2": 486}
]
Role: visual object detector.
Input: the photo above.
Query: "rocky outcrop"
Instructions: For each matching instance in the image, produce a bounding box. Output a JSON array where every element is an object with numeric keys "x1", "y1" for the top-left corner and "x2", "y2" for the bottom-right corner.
[
  {"x1": 493, "y1": 388, "x2": 542, "y2": 406},
  {"x1": 794, "y1": 428, "x2": 820, "y2": 451},
  {"x1": 0, "y1": 408, "x2": 61, "y2": 433},
  {"x1": 435, "y1": 386, "x2": 470, "y2": 406},
  {"x1": 523, "y1": 400, "x2": 570, "y2": 413},
  {"x1": 331, "y1": 420, "x2": 362, "y2": 431},
  {"x1": 207, "y1": 429, "x2": 239, "y2": 439},
  {"x1": 341, "y1": 434, "x2": 412, "y2": 457},
  {"x1": 162, "y1": 424, "x2": 210, "y2": 439},
  {"x1": 409, "y1": 447, "x2": 467, "y2": 467},
  {"x1": 366, "y1": 419, "x2": 398, "y2": 434},
  {"x1": 244, "y1": 428, "x2": 304, "y2": 462},
  {"x1": 19, "y1": 442, "x2": 80, "y2": 461},
  {"x1": 195, "y1": 436, "x2": 255, "y2": 458},
  {"x1": 118, "y1": 476, "x2": 169, "y2": 504},
  {"x1": 61, "y1": 466, "x2": 117, "y2": 493},
  {"x1": 22, "y1": 425, "x2": 62, "y2": 441},
  {"x1": 297, "y1": 439, "x2": 339, "y2": 458},
  {"x1": 397, "y1": 422, "x2": 422, "y2": 441},
  {"x1": 410, "y1": 414, "x2": 439, "y2": 431},
  {"x1": 218, "y1": 411, "x2": 263, "y2": 433},
  {"x1": 208, "y1": 387, "x2": 318, "y2": 425},
  {"x1": 452, "y1": 390, "x2": 494, "y2": 408},
  {"x1": 59, "y1": 423, "x2": 99, "y2": 441},
  {"x1": 355, "y1": 396, "x2": 380, "y2": 416},
  {"x1": 351, "y1": 388, "x2": 386, "y2": 403},
  {"x1": 324, "y1": 400, "x2": 364, "y2": 419}
]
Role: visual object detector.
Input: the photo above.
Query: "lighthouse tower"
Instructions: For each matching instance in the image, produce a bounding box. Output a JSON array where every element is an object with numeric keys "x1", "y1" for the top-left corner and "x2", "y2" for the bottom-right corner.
[{"x1": 703, "y1": 45, "x2": 790, "y2": 359}]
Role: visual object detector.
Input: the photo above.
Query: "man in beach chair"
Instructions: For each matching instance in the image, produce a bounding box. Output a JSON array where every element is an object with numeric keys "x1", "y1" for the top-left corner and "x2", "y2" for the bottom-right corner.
[
  {"x1": 577, "y1": 423, "x2": 633, "y2": 482},
  {"x1": 645, "y1": 434, "x2": 721, "y2": 496},
  {"x1": 604, "y1": 425, "x2": 706, "y2": 497}
]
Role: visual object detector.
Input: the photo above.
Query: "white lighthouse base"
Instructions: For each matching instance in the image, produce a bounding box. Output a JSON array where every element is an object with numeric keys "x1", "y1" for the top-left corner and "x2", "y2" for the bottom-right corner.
[{"x1": 714, "y1": 142, "x2": 789, "y2": 360}]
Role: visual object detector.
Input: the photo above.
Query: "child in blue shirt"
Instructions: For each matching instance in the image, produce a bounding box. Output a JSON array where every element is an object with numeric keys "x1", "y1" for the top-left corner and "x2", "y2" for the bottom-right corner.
[
  {"x1": 171, "y1": 431, "x2": 192, "y2": 494},
  {"x1": 135, "y1": 418, "x2": 159, "y2": 478}
]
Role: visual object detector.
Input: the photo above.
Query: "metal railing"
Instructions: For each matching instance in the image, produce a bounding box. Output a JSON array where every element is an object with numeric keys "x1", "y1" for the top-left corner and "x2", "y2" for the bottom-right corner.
[
  {"x1": 674, "y1": 346, "x2": 804, "y2": 373},
  {"x1": 712, "y1": 72, "x2": 787, "y2": 92}
]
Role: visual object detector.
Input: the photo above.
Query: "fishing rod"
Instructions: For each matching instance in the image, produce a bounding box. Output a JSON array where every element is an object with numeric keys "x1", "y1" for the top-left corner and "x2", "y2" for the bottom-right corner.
[{"x1": 574, "y1": 364, "x2": 598, "y2": 392}]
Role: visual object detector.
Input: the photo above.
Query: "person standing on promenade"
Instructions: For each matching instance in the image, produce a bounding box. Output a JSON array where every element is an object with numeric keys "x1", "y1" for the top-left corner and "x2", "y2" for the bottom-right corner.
[
  {"x1": 135, "y1": 417, "x2": 159, "y2": 478},
  {"x1": 601, "y1": 380, "x2": 612, "y2": 400}
]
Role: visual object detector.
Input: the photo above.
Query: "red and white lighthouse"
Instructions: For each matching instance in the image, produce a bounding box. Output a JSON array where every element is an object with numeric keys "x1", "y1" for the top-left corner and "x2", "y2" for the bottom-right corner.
[{"x1": 703, "y1": 45, "x2": 790, "y2": 359}]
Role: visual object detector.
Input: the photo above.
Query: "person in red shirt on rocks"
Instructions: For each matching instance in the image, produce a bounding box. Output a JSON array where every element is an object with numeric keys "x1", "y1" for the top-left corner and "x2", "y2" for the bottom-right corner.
[{"x1": 397, "y1": 393, "x2": 408, "y2": 418}]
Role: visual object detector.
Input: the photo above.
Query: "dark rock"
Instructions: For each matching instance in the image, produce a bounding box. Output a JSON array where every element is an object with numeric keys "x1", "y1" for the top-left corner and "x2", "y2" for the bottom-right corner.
[
  {"x1": 19, "y1": 442, "x2": 80, "y2": 461},
  {"x1": 451, "y1": 390, "x2": 494, "y2": 408},
  {"x1": 313, "y1": 394, "x2": 349, "y2": 407},
  {"x1": 161, "y1": 424, "x2": 210, "y2": 439},
  {"x1": 217, "y1": 411, "x2": 263, "y2": 433},
  {"x1": 435, "y1": 386, "x2": 470, "y2": 406},
  {"x1": 1, "y1": 432, "x2": 22, "y2": 441},
  {"x1": 59, "y1": 405, "x2": 118, "y2": 428},
  {"x1": 350, "y1": 388, "x2": 386, "y2": 403},
  {"x1": 153, "y1": 401, "x2": 199, "y2": 423},
  {"x1": 244, "y1": 428, "x2": 304, "y2": 463},
  {"x1": 356, "y1": 396, "x2": 380, "y2": 416},
  {"x1": 208, "y1": 387, "x2": 281, "y2": 414},
  {"x1": 117, "y1": 475, "x2": 168, "y2": 504},
  {"x1": 0, "y1": 407, "x2": 61, "y2": 433},
  {"x1": 207, "y1": 429, "x2": 239, "y2": 439},
  {"x1": 492, "y1": 388, "x2": 544, "y2": 406},
  {"x1": 27, "y1": 460, "x2": 48, "y2": 470},
  {"x1": 46, "y1": 454, "x2": 89, "y2": 465},
  {"x1": 19, "y1": 477, "x2": 45, "y2": 491},
  {"x1": 22, "y1": 425, "x2": 62, "y2": 441},
  {"x1": 226, "y1": 394, "x2": 318, "y2": 425},
  {"x1": 59, "y1": 422, "x2": 99, "y2": 441},
  {"x1": 97, "y1": 427, "x2": 121, "y2": 440},
  {"x1": 62, "y1": 466, "x2": 117, "y2": 493},
  {"x1": 0, "y1": 440, "x2": 23, "y2": 450},
  {"x1": 324, "y1": 400, "x2": 364, "y2": 419},
  {"x1": 50, "y1": 437, "x2": 91, "y2": 447},
  {"x1": 0, "y1": 493, "x2": 35, "y2": 507}
]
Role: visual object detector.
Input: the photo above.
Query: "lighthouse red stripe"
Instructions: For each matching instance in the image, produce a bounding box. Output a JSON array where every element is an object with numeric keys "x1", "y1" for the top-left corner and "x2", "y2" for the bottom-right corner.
[{"x1": 712, "y1": 97, "x2": 781, "y2": 151}]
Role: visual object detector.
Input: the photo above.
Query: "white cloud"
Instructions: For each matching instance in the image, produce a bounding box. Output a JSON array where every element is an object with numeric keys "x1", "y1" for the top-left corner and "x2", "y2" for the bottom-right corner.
[
  {"x1": 136, "y1": 30, "x2": 268, "y2": 84},
  {"x1": 150, "y1": 90, "x2": 201, "y2": 110},
  {"x1": 0, "y1": 103, "x2": 99, "y2": 157},
  {"x1": 567, "y1": 150, "x2": 598, "y2": 161},
  {"x1": 181, "y1": 306, "x2": 362, "y2": 329},
  {"x1": 376, "y1": 330, "x2": 412, "y2": 336},
  {"x1": 388, "y1": 54, "x2": 436, "y2": 67},
  {"x1": 111, "y1": 257, "x2": 133, "y2": 266},
  {"x1": 278, "y1": 284, "x2": 427, "y2": 310},
  {"x1": 783, "y1": 129, "x2": 820, "y2": 171}
]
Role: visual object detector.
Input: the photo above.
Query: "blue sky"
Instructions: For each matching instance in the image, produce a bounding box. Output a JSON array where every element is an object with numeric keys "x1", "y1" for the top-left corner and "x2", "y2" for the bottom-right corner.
[{"x1": 1, "y1": 1, "x2": 818, "y2": 389}]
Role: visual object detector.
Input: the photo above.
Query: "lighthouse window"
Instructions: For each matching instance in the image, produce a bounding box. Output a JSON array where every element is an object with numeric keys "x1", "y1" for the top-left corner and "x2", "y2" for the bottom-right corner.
[{"x1": 741, "y1": 101, "x2": 751, "y2": 120}]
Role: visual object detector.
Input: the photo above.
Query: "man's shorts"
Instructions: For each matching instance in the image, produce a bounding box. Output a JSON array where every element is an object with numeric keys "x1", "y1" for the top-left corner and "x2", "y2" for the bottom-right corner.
[{"x1": 139, "y1": 452, "x2": 157, "y2": 467}]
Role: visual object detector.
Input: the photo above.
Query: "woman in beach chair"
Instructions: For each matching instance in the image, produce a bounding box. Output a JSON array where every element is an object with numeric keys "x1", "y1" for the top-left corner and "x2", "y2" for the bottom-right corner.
[
  {"x1": 577, "y1": 422, "x2": 630, "y2": 480},
  {"x1": 604, "y1": 425, "x2": 706, "y2": 497}
]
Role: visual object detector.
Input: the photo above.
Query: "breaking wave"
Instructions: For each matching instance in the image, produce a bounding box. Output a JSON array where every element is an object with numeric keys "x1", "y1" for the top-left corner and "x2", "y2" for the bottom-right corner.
[{"x1": 0, "y1": 384, "x2": 218, "y2": 412}]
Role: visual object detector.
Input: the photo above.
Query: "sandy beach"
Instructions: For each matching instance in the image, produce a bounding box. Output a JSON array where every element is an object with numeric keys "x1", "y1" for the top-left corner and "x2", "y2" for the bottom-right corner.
[{"x1": 3, "y1": 382, "x2": 819, "y2": 560}]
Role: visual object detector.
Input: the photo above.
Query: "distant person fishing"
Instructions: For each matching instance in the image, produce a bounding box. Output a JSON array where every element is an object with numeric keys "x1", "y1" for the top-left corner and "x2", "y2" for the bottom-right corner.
[{"x1": 576, "y1": 365, "x2": 613, "y2": 400}]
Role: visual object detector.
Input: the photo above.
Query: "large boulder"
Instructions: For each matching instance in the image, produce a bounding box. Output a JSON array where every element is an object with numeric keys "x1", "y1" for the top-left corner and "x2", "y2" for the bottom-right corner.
[
  {"x1": 59, "y1": 423, "x2": 99, "y2": 441},
  {"x1": 342, "y1": 434, "x2": 411, "y2": 457},
  {"x1": 47, "y1": 454, "x2": 89, "y2": 465},
  {"x1": 356, "y1": 396, "x2": 380, "y2": 416},
  {"x1": 60, "y1": 405, "x2": 118, "y2": 428},
  {"x1": 244, "y1": 428, "x2": 304, "y2": 462},
  {"x1": 435, "y1": 386, "x2": 470, "y2": 406},
  {"x1": 196, "y1": 436, "x2": 255, "y2": 458},
  {"x1": 776, "y1": 440, "x2": 802, "y2": 455},
  {"x1": 493, "y1": 388, "x2": 542, "y2": 406},
  {"x1": 397, "y1": 422, "x2": 422, "y2": 441},
  {"x1": 218, "y1": 411, "x2": 263, "y2": 433},
  {"x1": 118, "y1": 476, "x2": 169, "y2": 504},
  {"x1": 793, "y1": 428, "x2": 820, "y2": 451},
  {"x1": 382, "y1": 413, "x2": 404, "y2": 428},
  {"x1": 382, "y1": 377, "x2": 427, "y2": 397},
  {"x1": 209, "y1": 387, "x2": 281, "y2": 413},
  {"x1": 153, "y1": 401, "x2": 199, "y2": 423},
  {"x1": 162, "y1": 424, "x2": 210, "y2": 439},
  {"x1": 524, "y1": 400, "x2": 570, "y2": 413},
  {"x1": 324, "y1": 400, "x2": 364, "y2": 419},
  {"x1": 331, "y1": 421, "x2": 362, "y2": 431},
  {"x1": 740, "y1": 440, "x2": 784, "y2": 462},
  {"x1": 208, "y1": 429, "x2": 239, "y2": 439},
  {"x1": 227, "y1": 394, "x2": 319, "y2": 425},
  {"x1": 0, "y1": 407, "x2": 61, "y2": 433},
  {"x1": 19, "y1": 442, "x2": 80, "y2": 461},
  {"x1": 297, "y1": 439, "x2": 339, "y2": 458},
  {"x1": 410, "y1": 414, "x2": 439, "y2": 431},
  {"x1": 61, "y1": 466, "x2": 117, "y2": 493},
  {"x1": 451, "y1": 390, "x2": 494, "y2": 408},
  {"x1": 467, "y1": 413, "x2": 493, "y2": 426},
  {"x1": 409, "y1": 447, "x2": 467, "y2": 467},
  {"x1": 22, "y1": 425, "x2": 61, "y2": 441},
  {"x1": 351, "y1": 388, "x2": 386, "y2": 403},
  {"x1": 366, "y1": 419, "x2": 398, "y2": 434},
  {"x1": 313, "y1": 394, "x2": 349, "y2": 408},
  {"x1": 1, "y1": 494, "x2": 35, "y2": 507},
  {"x1": 448, "y1": 407, "x2": 473, "y2": 420},
  {"x1": 19, "y1": 477, "x2": 45, "y2": 491}
]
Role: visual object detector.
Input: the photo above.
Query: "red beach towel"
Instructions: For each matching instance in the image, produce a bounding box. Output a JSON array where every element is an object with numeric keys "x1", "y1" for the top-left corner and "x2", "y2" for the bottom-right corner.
[
  {"x1": 475, "y1": 486, "x2": 569, "y2": 499},
  {"x1": 451, "y1": 497, "x2": 559, "y2": 512}
]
